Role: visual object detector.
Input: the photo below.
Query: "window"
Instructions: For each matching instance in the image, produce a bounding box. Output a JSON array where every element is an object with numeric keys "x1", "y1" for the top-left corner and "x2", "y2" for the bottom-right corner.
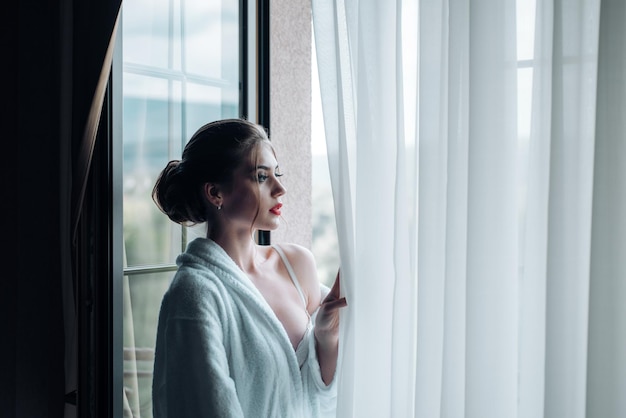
[
  {"x1": 117, "y1": 1, "x2": 328, "y2": 415},
  {"x1": 120, "y1": 0, "x2": 250, "y2": 415}
]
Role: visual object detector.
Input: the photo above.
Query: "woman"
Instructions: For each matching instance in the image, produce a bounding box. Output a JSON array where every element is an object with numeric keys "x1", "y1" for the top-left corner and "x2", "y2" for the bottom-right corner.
[{"x1": 151, "y1": 118, "x2": 346, "y2": 417}]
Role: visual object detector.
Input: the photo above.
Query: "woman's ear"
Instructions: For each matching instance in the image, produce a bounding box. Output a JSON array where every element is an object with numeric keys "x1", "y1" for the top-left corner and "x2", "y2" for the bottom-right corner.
[{"x1": 204, "y1": 183, "x2": 222, "y2": 208}]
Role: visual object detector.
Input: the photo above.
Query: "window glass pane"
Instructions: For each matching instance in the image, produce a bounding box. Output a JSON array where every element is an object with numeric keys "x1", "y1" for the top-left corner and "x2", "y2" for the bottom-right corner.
[
  {"x1": 183, "y1": 1, "x2": 234, "y2": 79},
  {"x1": 123, "y1": 0, "x2": 240, "y2": 268},
  {"x1": 516, "y1": 0, "x2": 537, "y2": 61},
  {"x1": 186, "y1": 83, "x2": 228, "y2": 133},
  {"x1": 123, "y1": 75, "x2": 184, "y2": 267},
  {"x1": 123, "y1": 271, "x2": 173, "y2": 418},
  {"x1": 123, "y1": 0, "x2": 172, "y2": 69}
]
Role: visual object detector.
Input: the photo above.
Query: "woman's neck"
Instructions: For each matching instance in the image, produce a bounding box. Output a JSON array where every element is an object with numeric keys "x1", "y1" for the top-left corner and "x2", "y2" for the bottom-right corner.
[{"x1": 209, "y1": 228, "x2": 264, "y2": 273}]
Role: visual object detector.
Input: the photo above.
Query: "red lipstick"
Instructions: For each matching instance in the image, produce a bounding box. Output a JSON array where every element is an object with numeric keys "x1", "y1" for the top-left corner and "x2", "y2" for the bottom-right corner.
[{"x1": 270, "y1": 203, "x2": 283, "y2": 216}]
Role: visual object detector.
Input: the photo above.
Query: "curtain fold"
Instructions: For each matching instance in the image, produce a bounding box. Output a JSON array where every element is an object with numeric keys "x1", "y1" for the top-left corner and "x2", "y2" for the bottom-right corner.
[
  {"x1": 465, "y1": 2, "x2": 519, "y2": 416},
  {"x1": 313, "y1": 0, "x2": 625, "y2": 417},
  {"x1": 586, "y1": 0, "x2": 626, "y2": 416},
  {"x1": 517, "y1": 2, "x2": 553, "y2": 417},
  {"x1": 313, "y1": 0, "x2": 416, "y2": 416},
  {"x1": 543, "y1": 1, "x2": 600, "y2": 417},
  {"x1": 62, "y1": 2, "x2": 122, "y2": 417}
]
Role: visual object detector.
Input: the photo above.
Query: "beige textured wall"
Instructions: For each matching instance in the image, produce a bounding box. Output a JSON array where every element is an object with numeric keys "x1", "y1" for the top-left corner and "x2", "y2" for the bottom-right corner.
[{"x1": 269, "y1": 0, "x2": 312, "y2": 249}]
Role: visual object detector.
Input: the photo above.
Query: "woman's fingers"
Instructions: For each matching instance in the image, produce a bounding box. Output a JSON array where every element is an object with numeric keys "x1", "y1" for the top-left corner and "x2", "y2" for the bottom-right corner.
[{"x1": 322, "y1": 297, "x2": 347, "y2": 310}]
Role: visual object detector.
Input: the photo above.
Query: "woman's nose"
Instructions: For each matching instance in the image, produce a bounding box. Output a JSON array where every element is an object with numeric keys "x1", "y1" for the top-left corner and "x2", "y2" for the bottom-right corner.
[{"x1": 273, "y1": 177, "x2": 286, "y2": 196}]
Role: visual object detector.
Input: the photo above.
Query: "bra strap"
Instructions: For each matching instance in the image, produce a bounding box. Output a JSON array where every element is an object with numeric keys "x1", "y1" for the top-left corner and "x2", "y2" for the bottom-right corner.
[{"x1": 272, "y1": 244, "x2": 308, "y2": 311}]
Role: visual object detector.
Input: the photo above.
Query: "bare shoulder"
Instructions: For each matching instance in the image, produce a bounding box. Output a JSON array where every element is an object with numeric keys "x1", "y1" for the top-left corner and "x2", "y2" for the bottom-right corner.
[{"x1": 275, "y1": 242, "x2": 322, "y2": 311}]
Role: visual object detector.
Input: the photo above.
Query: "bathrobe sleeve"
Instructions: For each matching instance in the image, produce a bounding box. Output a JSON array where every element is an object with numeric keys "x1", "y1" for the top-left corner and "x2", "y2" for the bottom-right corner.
[
  {"x1": 300, "y1": 308, "x2": 339, "y2": 417},
  {"x1": 153, "y1": 278, "x2": 244, "y2": 418}
]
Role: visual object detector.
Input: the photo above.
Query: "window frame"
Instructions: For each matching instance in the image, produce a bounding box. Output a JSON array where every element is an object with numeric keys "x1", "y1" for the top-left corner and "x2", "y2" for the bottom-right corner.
[{"x1": 86, "y1": 0, "x2": 271, "y2": 416}]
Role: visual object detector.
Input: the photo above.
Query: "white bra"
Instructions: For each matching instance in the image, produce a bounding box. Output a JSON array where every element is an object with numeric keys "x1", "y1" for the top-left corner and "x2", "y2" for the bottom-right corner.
[{"x1": 272, "y1": 244, "x2": 313, "y2": 367}]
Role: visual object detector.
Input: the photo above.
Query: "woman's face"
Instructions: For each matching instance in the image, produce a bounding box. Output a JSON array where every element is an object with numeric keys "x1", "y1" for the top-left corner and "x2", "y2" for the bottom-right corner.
[{"x1": 219, "y1": 141, "x2": 286, "y2": 232}]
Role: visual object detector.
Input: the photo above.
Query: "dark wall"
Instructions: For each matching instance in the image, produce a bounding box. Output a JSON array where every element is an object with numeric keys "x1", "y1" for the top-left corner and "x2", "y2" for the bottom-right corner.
[
  {"x1": 7, "y1": 1, "x2": 120, "y2": 416},
  {"x1": 12, "y1": 1, "x2": 65, "y2": 416}
]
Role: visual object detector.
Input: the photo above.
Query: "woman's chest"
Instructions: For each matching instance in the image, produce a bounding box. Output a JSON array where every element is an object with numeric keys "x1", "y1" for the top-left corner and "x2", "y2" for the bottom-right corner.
[{"x1": 253, "y1": 277, "x2": 311, "y2": 350}]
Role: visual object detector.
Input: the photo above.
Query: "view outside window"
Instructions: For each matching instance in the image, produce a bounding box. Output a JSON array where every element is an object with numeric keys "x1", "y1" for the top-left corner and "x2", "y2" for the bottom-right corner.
[
  {"x1": 311, "y1": 36, "x2": 339, "y2": 288},
  {"x1": 121, "y1": 1, "x2": 240, "y2": 416}
]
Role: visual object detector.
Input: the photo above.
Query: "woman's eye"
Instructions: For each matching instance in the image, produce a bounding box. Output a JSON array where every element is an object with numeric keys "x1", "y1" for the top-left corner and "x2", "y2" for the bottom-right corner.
[{"x1": 257, "y1": 174, "x2": 269, "y2": 182}]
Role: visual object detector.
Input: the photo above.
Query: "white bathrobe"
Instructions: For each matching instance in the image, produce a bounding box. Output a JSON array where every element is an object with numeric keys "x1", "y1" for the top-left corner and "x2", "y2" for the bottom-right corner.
[{"x1": 152, "y1": 238, "x2": 337, "y2": 417}]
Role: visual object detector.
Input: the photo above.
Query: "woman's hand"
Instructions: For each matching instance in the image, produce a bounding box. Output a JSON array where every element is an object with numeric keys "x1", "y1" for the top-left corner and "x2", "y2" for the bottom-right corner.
[
  {"x1": 315, "y1": 270, "x2": 347, "y2": 341},
  {"x1": 314, "y1": 270, "x2": 347, "y2": 384}
]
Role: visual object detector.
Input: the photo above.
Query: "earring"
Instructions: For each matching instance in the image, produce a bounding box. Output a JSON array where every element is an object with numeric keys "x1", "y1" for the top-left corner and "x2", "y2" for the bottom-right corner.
[{"x1": 217, "y1": 205, "x2": 222, "y2": 211}]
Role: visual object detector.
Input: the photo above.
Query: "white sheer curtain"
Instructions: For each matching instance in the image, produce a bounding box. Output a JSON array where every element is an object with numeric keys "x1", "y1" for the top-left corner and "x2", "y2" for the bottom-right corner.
[{"x1": 312, "y1": 0, "x2": 626, "y2": 417}]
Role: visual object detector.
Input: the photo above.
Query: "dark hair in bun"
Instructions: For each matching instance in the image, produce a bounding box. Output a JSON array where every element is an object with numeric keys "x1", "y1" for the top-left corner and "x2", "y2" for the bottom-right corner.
[{"x1": 152, "y1": 118, "x2": 269, "y2": 225}]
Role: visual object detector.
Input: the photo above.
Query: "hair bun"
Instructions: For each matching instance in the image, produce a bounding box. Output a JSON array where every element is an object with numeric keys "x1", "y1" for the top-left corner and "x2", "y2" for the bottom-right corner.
[{"x1": 152, "y1": 159, "x2": 193, "y2": 223}]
